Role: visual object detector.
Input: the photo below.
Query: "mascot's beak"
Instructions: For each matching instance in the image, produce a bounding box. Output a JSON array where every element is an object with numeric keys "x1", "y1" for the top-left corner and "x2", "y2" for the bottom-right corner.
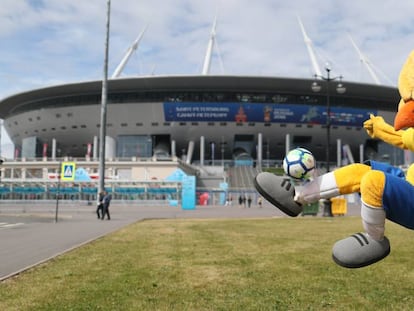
[{"x1": 394, "y1": 99, "x2": 414, "y2": 130}]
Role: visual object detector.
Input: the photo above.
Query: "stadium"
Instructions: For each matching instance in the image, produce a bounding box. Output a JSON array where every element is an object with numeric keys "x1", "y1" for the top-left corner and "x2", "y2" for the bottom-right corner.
[
  {"x1": 0, "y1": 75, "x2": 400, "y2": 163},
  {"x1": 0, "y1": 20, "x2": 405, "y2": 206}
]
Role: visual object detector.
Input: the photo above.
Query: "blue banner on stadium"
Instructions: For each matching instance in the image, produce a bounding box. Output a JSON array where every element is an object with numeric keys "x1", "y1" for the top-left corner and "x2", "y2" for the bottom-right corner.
[{"x1": 163, "y1": 102, "x2": 376, "y2": 127}]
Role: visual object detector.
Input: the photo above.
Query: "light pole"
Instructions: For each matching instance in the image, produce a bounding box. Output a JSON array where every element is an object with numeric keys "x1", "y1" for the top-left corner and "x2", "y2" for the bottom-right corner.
[
  {"x1": 98, "y1": 0, "x2": 111, "y2": 197},
  {"x1": 311, "y1": 63, "x2": 346, "y2": 216}
]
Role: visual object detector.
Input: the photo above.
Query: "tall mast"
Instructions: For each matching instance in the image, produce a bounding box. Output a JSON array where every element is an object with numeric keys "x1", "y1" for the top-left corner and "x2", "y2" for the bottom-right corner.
[
  {"x1": 297, "y1": 16, "x2": 322, "y2": 77},
  {"x1": 111, "y1": 25, "x2": 147, "y2": 78},
  {"x1": 202, "y1": 17, "x2": 217, "y2": 75},
  {"x1": 348, "y1": 34, "x2": 381, "y2": 85}
]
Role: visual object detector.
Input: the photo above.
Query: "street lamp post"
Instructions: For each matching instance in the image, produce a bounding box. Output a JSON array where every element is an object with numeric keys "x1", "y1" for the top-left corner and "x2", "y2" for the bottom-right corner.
[
  {"x1": 98, "y1": 0, "x2": 111, "y2": 203},
  {"x1": 311, "y1": 63, "x2": 346, "y2": 216}
]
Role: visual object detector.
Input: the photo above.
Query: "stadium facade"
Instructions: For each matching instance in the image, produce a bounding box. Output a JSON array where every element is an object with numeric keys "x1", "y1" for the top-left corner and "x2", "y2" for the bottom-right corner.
[{"x1": 0, "y1": 75, "x2": 401, "y2": 166}]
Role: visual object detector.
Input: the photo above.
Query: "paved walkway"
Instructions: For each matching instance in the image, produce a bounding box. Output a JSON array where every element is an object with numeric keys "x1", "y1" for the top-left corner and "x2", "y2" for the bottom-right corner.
[{"x1": 0, "y1": 201, "x2": 360, "y2": 281}]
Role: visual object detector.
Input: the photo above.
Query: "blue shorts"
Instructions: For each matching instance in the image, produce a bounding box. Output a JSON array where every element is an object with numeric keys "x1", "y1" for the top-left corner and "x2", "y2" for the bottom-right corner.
[{"x1": 382, "y1": 174, "x2": 414, "y2": 229}]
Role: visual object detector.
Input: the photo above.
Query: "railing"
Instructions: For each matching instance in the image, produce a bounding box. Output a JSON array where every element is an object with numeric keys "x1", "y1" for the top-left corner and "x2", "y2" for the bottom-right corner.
[{"x1": 0, "y1": 181, "x2": 181, "y2": 202}]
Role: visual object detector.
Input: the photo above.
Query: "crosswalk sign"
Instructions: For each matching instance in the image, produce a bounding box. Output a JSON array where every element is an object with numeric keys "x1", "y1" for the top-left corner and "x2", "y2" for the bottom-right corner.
[{"x1": 61, "y1": 162, "x2": 76, "y2": 181}]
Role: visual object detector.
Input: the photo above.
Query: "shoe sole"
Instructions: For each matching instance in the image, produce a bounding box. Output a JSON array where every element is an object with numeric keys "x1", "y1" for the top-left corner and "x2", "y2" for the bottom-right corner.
[{"x1": 254, "y1": 172, "x2": 302, "y2": 217}]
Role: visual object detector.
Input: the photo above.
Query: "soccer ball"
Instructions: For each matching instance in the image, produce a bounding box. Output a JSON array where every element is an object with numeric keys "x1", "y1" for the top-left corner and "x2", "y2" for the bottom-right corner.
[{"x1": 283, "y1": 148, "x2": 315, "y2": 180}]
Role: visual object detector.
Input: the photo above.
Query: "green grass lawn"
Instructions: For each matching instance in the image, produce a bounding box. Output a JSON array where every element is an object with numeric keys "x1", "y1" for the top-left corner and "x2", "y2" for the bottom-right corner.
[{"x1": 1, "y1": 216, "x2": 414, "y2": 310}]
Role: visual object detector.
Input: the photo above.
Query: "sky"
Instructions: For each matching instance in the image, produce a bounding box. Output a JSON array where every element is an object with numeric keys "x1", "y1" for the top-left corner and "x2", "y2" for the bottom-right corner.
[{"x1": 1, "y1": 0, "x2": 414, "y2": 154}]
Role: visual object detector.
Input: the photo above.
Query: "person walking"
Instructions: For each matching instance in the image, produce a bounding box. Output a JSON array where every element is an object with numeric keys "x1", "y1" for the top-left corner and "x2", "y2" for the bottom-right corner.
[
  {"x1": 257, "y1": 196, "x2": 263, "y2": 208},
  {"x1": 238, "y1": 195, "x2": 243, "y2": 207},
  {"x1": 101, "y1": 191, "x2": 112, "y2": 220},
  {"x1": 96, "y1": 191, "x2": 104, "y2": 219}
]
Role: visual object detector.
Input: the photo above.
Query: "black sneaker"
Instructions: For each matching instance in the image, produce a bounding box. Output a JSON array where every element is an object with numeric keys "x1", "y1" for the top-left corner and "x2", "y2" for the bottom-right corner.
[{"x1": 254, "y1": 172, "x2": 302, "y2": 217}]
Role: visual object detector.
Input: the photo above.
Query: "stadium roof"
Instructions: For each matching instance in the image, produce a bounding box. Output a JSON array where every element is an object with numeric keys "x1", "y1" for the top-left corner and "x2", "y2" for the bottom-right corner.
[{"x1": 0, "y1": 75, "x2": 400, "y2": 119}]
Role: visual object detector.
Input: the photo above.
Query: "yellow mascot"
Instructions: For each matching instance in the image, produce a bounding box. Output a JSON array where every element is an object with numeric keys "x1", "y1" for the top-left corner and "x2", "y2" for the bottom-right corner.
[{"x1": 254, "y1": 50, "x2": 414, "y2": 268}]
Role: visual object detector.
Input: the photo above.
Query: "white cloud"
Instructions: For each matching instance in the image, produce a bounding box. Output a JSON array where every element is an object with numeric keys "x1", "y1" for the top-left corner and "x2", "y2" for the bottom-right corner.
[{"x1": 0, "y1": 0, "x2": 413, "y2": 100}]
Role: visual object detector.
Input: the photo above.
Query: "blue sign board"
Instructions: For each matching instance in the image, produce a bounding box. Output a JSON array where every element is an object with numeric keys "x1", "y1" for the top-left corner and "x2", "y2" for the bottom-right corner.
[
  {"x1": 181, "y1": 176, "x2": 196, "y2": 210},
  {"x1": 165, "y1": 168, "x2": 196, "y2": 210},
  {"x1": 163, "y1": 102, "x2": 376, "y2": 127}
]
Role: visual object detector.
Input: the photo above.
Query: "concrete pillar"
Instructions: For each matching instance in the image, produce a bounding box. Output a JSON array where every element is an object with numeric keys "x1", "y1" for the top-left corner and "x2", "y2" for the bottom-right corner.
[
  {"x1": 200, "y1": 136, "x2": 205, "y2": 166},
  {"x1": 186, "y1": 141, "x2": 194, "y2": 164},
  {"x1": 105, "y1": 136, "x2": 116, "y2": 159},
  {"x1": 257, "y1": 133, "x2": 263, "y2": 168},
  {"x1": 285, "y1": 134, "x2": 291, "y2": 155},
  {"x1": 52, "y1": 138, "x2": 57, "y2": 160},
  {"x1": 93, "y1": 136, "x2": 98, "y2": 160},
  {"x1": 360, "y1": 144, "x2": 364, "y2": 163},
  {"x1": 337, "y1": 139, "x2": 342, "y2": 168},
  {"x1": 171, "y1": 140, "x2": 176, "y2": 158}
]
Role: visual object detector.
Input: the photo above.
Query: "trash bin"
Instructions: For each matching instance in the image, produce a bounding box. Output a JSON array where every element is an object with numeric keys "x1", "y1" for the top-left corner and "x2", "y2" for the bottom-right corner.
[
  {"x1": 331, "y1": 197, "x2": 347, "y2": 216},
  {"x1": 301, "y1": 202, "x2": 319, "y2": 216}
]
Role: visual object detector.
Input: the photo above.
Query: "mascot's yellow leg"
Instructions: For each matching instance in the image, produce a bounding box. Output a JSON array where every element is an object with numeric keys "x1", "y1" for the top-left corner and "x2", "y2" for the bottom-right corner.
[
  {"x1": 333, "y1": 163, "x2": 371, "y2": 194},
  {"x1": 360, "y1": 170, "x2": 385, "y2": 208}
]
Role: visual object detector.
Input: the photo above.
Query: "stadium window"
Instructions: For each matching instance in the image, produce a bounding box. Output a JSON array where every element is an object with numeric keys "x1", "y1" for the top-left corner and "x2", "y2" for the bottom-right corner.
[
  {"x1": 42, "y1": 129, "x2": 46, "y2": 132},
  {"x1": 72, "y1": 125, "x2": 78, "y2": 129},
  {"x1": 36, "y1": 116, "x2": 41, "y2": 120},
  {"x1": 236, "y1": 123, "x2": 243, "y2": 127},
  {"x1": 191, "y1": 122, "x2": 199, "y2": 126},
  {"x1": 151, "y1": 122, "x2": 159, "y2": 126},
  {"x1": 51, "y1": 127, "x2": 56, "y2": 131},
  {"x1": 208, "y1": 122, "x2": 215, "y2": 126},
  {"x1": 81, "y1": 125, "x2": 86, "y2": 128},
  {"x1": 67, "y1": 113, "x2": 73, "y2": 117},
  {"x1": 121, "y1": 123, "x2": 128, "y2": 127},
  {"x1": 248, "y1": 122, "x2": 255, "y2": 126},
  {"x1": 136, "y1": 122, "x2": 143, "y2": 126},
  {"x1": 307, "y1": 124, "x2": 313, "y2": 128},
  {"x1": 280, "y1": 124, "x2": 286, "y2": 127},
  {"x1": 28, "y1": 117, "x2": 33, "y2": 122},
  {"x1": 179, "y1": 122, "x2": 187, "y2": 126},
  {"x1": 61, "y1": 126, "x2": 66, "y2": 130},
  {"x1": 296, "y1": 124, "x2": 302, "y2": 128},
  {"x1": 14, "y1": 121, "x2": 18, "y2": 125},
  {"x1": 220, "y1": 122, "x2": 227, "y2": 126},
  {"x1": 264, "y1": 123, "x2": 271, "y2": 127},
  {"x1": 34, "y1": 130, "x2": 38, "y2": 133},
  {"x1": 107, "y1": 123, "x2": 113, "y2": 127},
  {"x1": 56, "y1": 113, "x2": 61, "y2": 118},
  {"x1": 163, "y1": 122, "x2": 171, "y2": 126}
]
